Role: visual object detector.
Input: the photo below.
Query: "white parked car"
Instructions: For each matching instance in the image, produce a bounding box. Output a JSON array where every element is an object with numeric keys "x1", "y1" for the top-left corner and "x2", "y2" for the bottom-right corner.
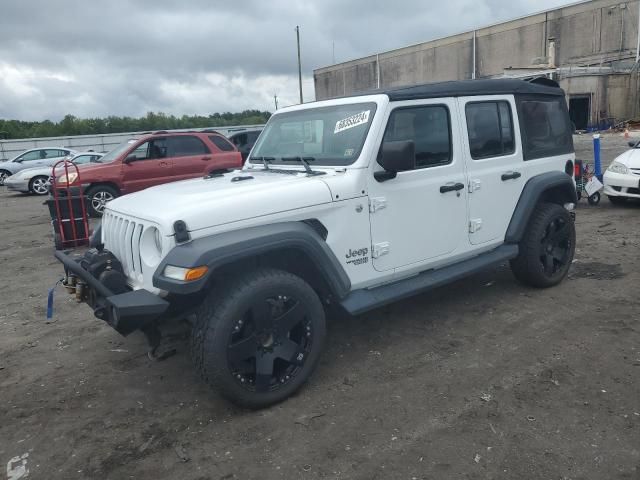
[
  {"x1": 0, "y1": 147, "x2": 76, "y2": 185},
  {"x1": 603, "y1": 140, "x2": 640, "y2": 204},
  {"x1": 4, "y1": 152, "x2": 104, "y2": 195},
  {"x1": 56, "y1": 78, "x2": 577, "y2": 408}
]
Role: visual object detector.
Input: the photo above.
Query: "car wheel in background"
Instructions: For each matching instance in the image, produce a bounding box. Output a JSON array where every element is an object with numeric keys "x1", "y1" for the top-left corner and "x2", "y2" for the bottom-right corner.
[
  {"x1": 607, "y1": 195, "x2": 628, "y2": 205},
  {"x1": 86, "y1": 185, "x2": 118, "y2": 217},
  {"x1": 0, "y1": 170, "x2": 10, "y2": 186},
  {"x1": 587, "y1": 191, "x2": 601, "y2": 206},
  {"x1": 29, "y1": 176, "x2": 50, "y2": 195}
]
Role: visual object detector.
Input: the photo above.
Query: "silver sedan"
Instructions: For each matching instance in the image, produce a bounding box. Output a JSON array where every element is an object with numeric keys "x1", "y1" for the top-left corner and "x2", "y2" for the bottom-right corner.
[{"x1": 4, "y1": 152, "x2": 104, "y2": 195}]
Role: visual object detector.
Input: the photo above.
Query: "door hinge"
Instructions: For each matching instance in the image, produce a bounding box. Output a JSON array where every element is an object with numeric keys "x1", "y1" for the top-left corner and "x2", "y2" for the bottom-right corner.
[
  {"x1": 369, "y1": 197, "x2": 387, "y2": 213},
  {"x1": 469, "y1": 219, "x2": 483, "y2": 233},
  {"x1": 372, "y1": 242, "x2": 390, "y2": 258},
  {"x1": 469, "y1": 179, "x2": 482, "y2": 193}
]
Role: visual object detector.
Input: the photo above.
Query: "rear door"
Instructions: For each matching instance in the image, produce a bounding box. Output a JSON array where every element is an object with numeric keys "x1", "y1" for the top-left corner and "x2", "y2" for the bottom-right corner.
[
  {"x1": 120, "y1": 137, "x2": 173, "y2": 193},
  {"x1": 459, "y1": 95, "x2": 524, "y2": 245},
  {"x1": 167, "y1": 135, "x2": 212, "y2": 180}
]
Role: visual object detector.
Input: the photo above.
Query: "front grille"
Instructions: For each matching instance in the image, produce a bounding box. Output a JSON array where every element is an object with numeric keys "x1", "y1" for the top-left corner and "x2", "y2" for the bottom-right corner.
[
  {"x1": 102, "y1": 212, "x2": 144, "y2": 280},
  {"x1": 628, "y1": 187, "x2": 640, "y2": 195},
  {"x1": 631, "y1": 168, "x2": 640, "y2": 176}
]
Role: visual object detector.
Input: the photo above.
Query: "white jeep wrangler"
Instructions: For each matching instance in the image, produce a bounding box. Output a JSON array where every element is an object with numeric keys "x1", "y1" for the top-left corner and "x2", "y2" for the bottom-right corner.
[{"x1": 56, "y1": 78, "x2": 577, "y2": 408}]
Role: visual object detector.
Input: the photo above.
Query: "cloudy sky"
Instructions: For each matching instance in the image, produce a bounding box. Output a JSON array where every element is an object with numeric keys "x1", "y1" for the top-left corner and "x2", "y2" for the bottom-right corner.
[{"x1": 1, "y1": 0, "x2": 573, "y2": 121}]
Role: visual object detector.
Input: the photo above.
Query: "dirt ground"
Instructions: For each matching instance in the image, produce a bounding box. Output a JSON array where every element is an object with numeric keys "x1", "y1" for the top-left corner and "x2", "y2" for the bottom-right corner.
[{"x1": 1, "y1": 134, "x2": 639, "y2": 480}]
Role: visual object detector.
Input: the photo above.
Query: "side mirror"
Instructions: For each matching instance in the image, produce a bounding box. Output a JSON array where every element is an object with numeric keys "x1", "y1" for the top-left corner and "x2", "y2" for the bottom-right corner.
[
  {"x1": 124, "y1": 154, "x2": 137, "y2": 164},
  {"x1": 375, "y1": 140, "x2": 415, "y2": 182},
  {"x1": 628, "y1": 141, "x2": 638, "y2": 148}
]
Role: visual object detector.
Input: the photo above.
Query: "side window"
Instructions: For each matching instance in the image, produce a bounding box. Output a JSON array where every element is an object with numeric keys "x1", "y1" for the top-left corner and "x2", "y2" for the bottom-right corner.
[
  {"x1": 73, "y1": 155, "x2": 90, "y2": 164},
  {"x1": 44, "y1": 149, "x2": 64, "y2": 158},
  {"x1": 518, "y1": 97, "x2": 573, "y2": 160},
  {"x1": 18, "y1": 151, "x2": 42, "y2": 162},
  {"x1": 129, "y1": 138, "x2": 168, "y2": 161},
  {"x1": 465, "y1": 101, "x2": 515, "y2": 159},
  {"x1": 247, "y1": 131, "x2": 260, "y2": 145},
  {"x1": 209, "y1": 135, "x2": 235, "y2": 152},
  {"x1": 381, "y1": 105, "x2": 452, "y2": 169},
  {"x1": 232, "y1": 133, "x2": 248, "y2": 147},
  {"x1": 167, "y1": 136, "x2": 210, "y2": 158}
]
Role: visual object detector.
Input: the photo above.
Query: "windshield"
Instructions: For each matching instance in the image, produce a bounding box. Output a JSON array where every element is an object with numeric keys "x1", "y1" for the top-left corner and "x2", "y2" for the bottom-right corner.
[
  {"x1": 251, "y1": 102, "x2": 377, "y2": 166},
  {"x1": 97, "y1": 139, "x2": 137, "y2": 163}
]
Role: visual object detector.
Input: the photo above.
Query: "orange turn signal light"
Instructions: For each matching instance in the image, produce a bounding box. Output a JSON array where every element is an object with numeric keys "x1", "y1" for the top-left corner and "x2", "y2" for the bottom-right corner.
[{"x1": 184, "y1": 266, "x2": 209, "y2": 282}]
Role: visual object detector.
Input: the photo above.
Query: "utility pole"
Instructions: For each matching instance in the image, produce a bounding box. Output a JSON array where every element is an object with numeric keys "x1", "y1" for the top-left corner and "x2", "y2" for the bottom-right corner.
[
  {"x1": 296, "y1": 25, "x2": 303, "y2": 104},
  {"x1": 273, "y1": 94, "x2": 279, "y2": 110}
]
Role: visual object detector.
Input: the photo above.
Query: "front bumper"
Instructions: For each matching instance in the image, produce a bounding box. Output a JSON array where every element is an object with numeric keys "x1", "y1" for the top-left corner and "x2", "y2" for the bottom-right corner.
[
  {"x1": 603, "y1": 170, "x2": 640, "y2": 198},
  {"x1": 4, "y1": 177, "x2": 30, "y2": 192},
  {"x1": 55, "y1": 249, "x2": 169, "y2": 335}
]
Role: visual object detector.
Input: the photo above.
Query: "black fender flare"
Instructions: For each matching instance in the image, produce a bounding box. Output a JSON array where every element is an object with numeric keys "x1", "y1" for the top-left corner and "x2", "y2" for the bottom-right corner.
[
  {"x1": 153, "y1": 221, "x2": 351, "y2": 297},
  {"x1": 505, "y1": 171, "x2": 577, "y2": 244}
]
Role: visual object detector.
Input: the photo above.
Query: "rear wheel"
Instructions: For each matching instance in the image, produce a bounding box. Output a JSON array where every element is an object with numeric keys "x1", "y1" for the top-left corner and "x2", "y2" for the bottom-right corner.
[
  {"x1": 29, "y1": 176, "x2": 50, "y2": 195},
  {"x1": 86, "y1": 185, "x2": 118, "y2": 217},
  {"x1": 608, "y1": 195, "x2": 628, "y2": 205},
  {"x1": 510, "y1": 202, "x2": 576, "y2": 288},
  {"x1": 587, "y1": 191, "x2": 601, "y2": 205},
  {"x1": 191, "y1": 268, "x2": 326, "y2": 409}
]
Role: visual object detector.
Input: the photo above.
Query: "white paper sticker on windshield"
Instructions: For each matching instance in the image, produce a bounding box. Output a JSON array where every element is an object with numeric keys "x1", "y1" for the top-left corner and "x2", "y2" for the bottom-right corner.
[{"x1": 334, "y1": 110, "x2": 370, "y2": 134}]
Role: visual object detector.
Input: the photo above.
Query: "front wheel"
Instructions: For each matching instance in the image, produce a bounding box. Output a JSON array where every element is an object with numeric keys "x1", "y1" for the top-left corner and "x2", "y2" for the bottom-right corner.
[
  {"x1": 191, "y1": 268, "x2": 326, "y2": 409},
  {"x1": 0, "y1": 170, "x2": 10, "y2": 186},
  {"x1": 510, "y1": 202, "x2": 576, "y2": 288},
  {"x1": 29, "y1": 176, "x2": 50, "y2": 195},
  {"x1": 86, "y1": 185, "x2": 118, "y2": 217}
]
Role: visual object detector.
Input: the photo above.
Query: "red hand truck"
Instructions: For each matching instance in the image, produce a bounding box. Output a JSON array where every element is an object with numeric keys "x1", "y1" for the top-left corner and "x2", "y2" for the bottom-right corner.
[{"x1": 46, "y1": 160, "x2": 91, "y2": 250}]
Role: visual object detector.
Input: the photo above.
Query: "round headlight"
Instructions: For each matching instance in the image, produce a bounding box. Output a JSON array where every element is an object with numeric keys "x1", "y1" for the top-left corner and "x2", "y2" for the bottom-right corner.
[{"x1": 140, "y1": 227, "x2": 163, "y2": 266}]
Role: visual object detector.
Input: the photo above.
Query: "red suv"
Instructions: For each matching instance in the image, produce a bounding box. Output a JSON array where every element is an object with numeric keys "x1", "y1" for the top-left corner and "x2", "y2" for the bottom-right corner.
[{"x1": 56, "y1": 131, "x2": 242, "y2": 216}]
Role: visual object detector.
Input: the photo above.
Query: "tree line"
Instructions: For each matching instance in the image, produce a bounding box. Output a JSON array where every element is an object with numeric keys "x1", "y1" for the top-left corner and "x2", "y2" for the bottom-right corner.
[{"x1": 0, "y1": 110, "x2": 272, "y2": 140}]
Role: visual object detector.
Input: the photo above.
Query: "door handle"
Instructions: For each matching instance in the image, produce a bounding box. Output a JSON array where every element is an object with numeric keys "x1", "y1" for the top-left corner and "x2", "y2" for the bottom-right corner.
[
  {"x1": 501, "y1": 171, "x2": 522, "y2": 181},
  {"x1": 201, "y1": 156, "x2": 212, "y2": 161},
  {"x1": 440, "y1": 182, "x2": 465, "y2": 194},
  {"x1": 159, "y1": 161, "x2": 169, "y2": 167}
]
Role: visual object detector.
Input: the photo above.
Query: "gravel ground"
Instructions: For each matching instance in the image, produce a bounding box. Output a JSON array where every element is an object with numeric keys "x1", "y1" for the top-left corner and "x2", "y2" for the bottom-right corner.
[{"x1": 0, "y1": 133, "x2": 639, "y2": 480}]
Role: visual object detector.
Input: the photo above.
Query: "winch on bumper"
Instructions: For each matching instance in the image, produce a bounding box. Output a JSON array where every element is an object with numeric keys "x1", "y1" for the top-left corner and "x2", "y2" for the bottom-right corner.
[{"x1": 55, "y1": 248, "x2": 169, "y2": 335}]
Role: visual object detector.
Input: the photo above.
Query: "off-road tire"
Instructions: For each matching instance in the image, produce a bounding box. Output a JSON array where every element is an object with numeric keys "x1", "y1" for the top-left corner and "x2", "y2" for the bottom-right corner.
[
  {"x1": 191, "y1": 268, "x2": 326, "y2": 409},
  {"x1": 510, "y1": 202, "x2": 576, "y2": 288},
  {"x1": 607, "y1": 195, "x2": 628, "y2": 205},
  {"x1": 86, "y1": 185, "x2": 118, "y2": 217}
]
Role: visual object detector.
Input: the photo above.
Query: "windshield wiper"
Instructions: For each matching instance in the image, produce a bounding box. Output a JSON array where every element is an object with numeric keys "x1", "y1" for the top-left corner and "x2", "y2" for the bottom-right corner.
[
  {"x1": 281, "y1": 156, "x2": 321, "y2": 175},
  {"x1": 249, "y1": 156, "x2": 275, "y2": 170}
]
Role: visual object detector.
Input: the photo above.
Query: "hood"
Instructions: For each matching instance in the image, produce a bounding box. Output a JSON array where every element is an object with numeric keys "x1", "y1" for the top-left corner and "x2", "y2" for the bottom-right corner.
[
  {"x1": 612, "y1": 148, "x2": 640, "y2": 168},
  {"x1": 106, "y1": 169, "x2": 336, "y2": 233}
]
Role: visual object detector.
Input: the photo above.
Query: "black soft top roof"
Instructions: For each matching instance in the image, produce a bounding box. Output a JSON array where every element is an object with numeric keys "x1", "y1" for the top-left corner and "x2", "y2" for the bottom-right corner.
[{"x1": 378, "y1": 78, "x2": 564, "y2": 101}]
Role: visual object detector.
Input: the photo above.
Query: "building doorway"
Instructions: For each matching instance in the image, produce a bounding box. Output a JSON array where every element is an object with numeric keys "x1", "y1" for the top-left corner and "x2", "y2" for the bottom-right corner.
[{"x1": 569, "y1": 95, "x2": 591, "y2": 131}]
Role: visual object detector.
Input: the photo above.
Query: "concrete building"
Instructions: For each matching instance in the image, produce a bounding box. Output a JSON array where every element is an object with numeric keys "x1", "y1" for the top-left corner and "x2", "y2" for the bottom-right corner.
[{"x1": 314, "y1": 0, "x2": 640, "y2": 130}]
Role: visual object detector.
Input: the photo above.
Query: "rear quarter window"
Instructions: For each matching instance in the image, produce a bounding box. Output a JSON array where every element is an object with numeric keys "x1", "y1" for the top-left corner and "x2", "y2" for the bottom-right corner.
[{"x1": 517, "y1": 96, "x2": 573, "y2": 160}]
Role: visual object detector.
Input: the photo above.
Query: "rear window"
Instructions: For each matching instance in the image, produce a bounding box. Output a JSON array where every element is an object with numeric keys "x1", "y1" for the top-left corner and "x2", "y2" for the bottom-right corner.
[
  {"x1": 209, "y1": 135, "x2": 235, "y2": 152},
  {"x1": 518, "y1": 96, "x2": 573, "y2": 160}
]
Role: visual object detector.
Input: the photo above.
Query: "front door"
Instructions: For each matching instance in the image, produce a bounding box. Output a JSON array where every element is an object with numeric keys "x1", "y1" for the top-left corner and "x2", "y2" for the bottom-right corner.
[
  {"x1": 459, "y1": 96, "x2": 525, "y2": 245},
  {"x1": 368, "y1": 99, "x2": 468, "y2": 272},
  {"x1": 121, "y1": 137, "x2": 173, "y2": 193}
]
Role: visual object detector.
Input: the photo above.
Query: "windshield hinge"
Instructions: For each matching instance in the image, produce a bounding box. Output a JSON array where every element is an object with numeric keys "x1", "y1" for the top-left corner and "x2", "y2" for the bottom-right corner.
[{"x1": 369, "y1": 197, "x2": 387, "y2": 213}]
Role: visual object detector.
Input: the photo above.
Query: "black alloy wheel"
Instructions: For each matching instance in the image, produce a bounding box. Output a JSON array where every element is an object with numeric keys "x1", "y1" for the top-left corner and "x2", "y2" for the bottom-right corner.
[
  {"x1": 227, "y1": 294, "x2": 314, "y2": 392},
  {"x1": 192, "y1": 268, "x2": 326, "y2": 408},
  {"x1": 539, "y1": 215, "x2": 572, "y2": 277}
]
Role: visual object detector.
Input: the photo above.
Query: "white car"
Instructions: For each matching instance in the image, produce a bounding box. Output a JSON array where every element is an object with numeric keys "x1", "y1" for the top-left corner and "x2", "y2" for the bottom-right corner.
[
  {"x1": 55, "y1": 78, "x2": 577, "y2": 408},
  {"x1": 603, "y1": 141, "x2": 640, "y2": 204},
  {"x1": 4, "y1": 152, "x2": 104, "y2": 195},
  {"x1": 0, "y1": 147, "x2": 76, "y2": 185}
]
